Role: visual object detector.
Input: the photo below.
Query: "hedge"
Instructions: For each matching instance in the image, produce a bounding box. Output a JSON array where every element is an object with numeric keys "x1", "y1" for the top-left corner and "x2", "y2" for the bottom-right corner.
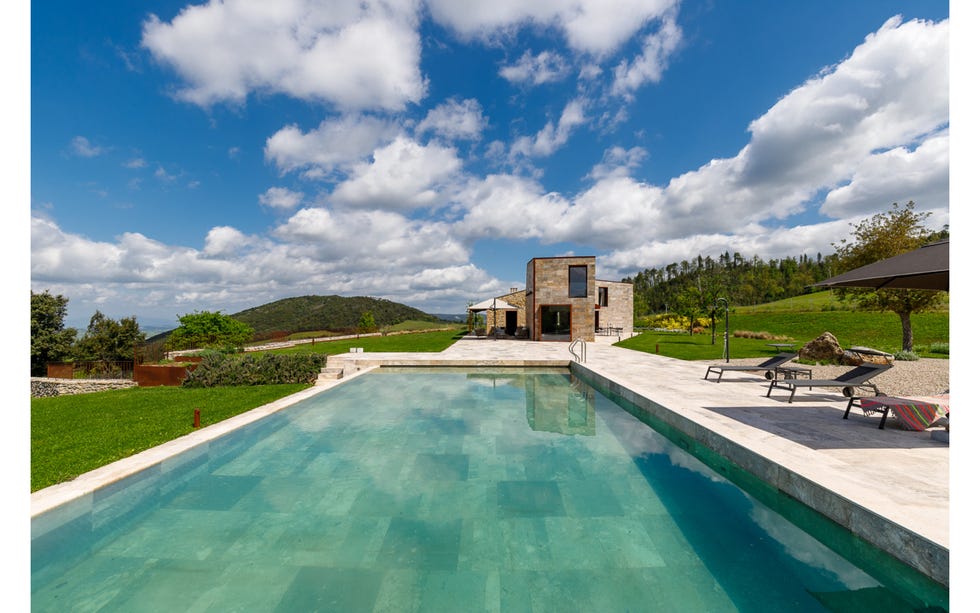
[{"x1": 181, "y1": 352, "x2": 327, "y2": 387}]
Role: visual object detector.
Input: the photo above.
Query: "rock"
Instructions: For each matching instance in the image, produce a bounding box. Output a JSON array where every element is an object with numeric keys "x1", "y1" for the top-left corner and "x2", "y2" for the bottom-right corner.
[
  {"x1": 800, "y1": 332, "x2": 844, "y2": 363},
  {"x1": 843, "y1": 346, "x2": 894, "y2": 365}
]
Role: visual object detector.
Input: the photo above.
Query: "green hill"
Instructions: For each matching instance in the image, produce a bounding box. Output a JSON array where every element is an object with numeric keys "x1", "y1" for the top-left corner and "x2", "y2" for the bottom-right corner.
[{"x1": 230, "y1": 295, "x2": 438, "y2": 335}]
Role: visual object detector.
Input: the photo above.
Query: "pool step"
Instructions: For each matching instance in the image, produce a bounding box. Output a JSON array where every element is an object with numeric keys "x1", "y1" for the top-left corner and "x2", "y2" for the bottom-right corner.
[{"x1": 317, "y1": 367, "x2": 344, "y2": 383}]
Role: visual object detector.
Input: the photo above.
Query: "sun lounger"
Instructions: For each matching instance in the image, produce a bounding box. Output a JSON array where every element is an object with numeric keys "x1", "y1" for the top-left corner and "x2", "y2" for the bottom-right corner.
[
  {"x1": 704, "y1": 352, "x2": 800, "y2": 382},
  {"x1": 845, "y1": 394, "x2": 949, "y2": 430},
  {"x1": 766, "y1": 362, "x2": 892, "y2": 403}
]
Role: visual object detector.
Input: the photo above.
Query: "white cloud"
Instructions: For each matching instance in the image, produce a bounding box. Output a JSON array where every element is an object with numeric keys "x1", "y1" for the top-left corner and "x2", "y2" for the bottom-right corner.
[
  {"x1": 31, "y1": 212, "x2": 498, "y2": 321},
  {"x1": 203, "y1": 226, "x2": 251, "y2": 256},
  {"x1": 415, "y1": 98, "x2": 487, "y2": 141},
  {"x1": 587, "y1": 146, "x2": 648, "y2": 180},
  {"x1": 124, "y1": 157, "x2": 147, "y2": 169},
  {"x1": 820, "y1": 130, "x2": 949, "y2": 218},
  {"x1": 511, "y1": 98, "x2": 588, "y2": 158},
  {"x1": 70, "y1": 136, "x2": 105, "y2": 158},
  {"x1": 426, "y1": 0, "x2": 679, "y2": 56},
  {"x1": 141, "y1": 0, "x2": 425, "y2": 110},
  {"x1": 265, "y1": 114, "x2": 400, "y2": 176},
  {"x1": 611, "y1": 13, "x2": 682, "y2": 98},
  {"x1": 330, "y1": 136, "x2": 462, "y2": 210},
  {"x1": 499, "y1": 50, "x2": 569, "y2": 85},
  {"x1": 259, "y1": 187, "x2": 305, "y2": 211}
]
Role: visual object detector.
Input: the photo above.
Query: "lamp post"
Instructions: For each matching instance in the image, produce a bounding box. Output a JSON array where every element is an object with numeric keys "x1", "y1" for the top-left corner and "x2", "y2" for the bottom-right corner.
[{"x1": 716, "y1": 297, "x2": 730, "y2": 362}]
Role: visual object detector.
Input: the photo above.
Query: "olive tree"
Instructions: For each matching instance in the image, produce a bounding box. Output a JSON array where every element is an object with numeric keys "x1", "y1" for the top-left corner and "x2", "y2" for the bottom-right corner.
[
  {"x1": 30, "y1": 290, "x2": 77, "y2": 376},
  {"x1": 832, "y1": 201, "x2": 947, "y2": 352},
  {"x1": 165, "y1": 311, "x2": 254, "y2": 352},
  {"x1": 74, "y1": 311, "x2": 146, "y2": 371}
]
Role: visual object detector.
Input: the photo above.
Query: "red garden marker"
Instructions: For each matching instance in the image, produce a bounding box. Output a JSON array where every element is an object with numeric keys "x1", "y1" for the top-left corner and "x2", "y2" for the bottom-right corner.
[{"x1": 193, "y1": 409, "x2": 201, "y2": 428}]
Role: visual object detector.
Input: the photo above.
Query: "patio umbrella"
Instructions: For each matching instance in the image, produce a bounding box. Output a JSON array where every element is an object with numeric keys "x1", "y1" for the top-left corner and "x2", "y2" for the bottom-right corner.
[
  {"x1": 812, "y1": 239, "x2": 949, "y2": 291},
  {"x1": 467, "y1": 297, "x2": 519, "y2": 311}
]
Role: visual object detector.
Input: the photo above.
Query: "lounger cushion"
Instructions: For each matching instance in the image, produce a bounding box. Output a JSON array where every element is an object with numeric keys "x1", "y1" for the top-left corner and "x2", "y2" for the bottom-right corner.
[{"x1": 859, "y1": 395, "x2": 949, "y2": 431}]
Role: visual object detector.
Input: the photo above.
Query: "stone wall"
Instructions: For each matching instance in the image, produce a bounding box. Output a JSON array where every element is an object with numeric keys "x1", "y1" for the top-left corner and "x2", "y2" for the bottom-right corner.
[
  {"x1": 596, "y1": 279, "x2": 634, "y2": 337},
  {"x1": 527, "y1": 256, "x2": 596, "y2": 342},
  {"x1": 31, "y1": 378, "x2": 138, "y2": 398},
  {"x1": 484, "y1": 288, "x2": 527, "y2": 334}
]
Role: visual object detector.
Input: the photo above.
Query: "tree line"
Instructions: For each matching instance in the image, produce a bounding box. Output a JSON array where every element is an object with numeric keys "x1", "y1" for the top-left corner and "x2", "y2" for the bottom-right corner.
[{"x1": 623, "y1": 202, "x2": 948, "y2": 352}]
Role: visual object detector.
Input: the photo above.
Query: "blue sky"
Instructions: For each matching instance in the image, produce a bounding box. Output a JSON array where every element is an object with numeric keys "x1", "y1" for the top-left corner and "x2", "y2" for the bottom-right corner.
[{"x1": 28, "y1": 0, "x2": 952, "y2": 329}]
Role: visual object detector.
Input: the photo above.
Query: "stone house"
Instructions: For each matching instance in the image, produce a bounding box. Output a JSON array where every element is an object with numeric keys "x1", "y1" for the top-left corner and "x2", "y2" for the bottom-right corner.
[{"x1": 477, "y1": 256, "x2": 634, "y2": 341}]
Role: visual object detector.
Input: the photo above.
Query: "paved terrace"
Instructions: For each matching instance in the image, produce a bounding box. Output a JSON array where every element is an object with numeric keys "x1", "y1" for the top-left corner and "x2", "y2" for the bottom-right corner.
[
  {"x1": 328, "y1": 335, "x2": 949, "y2": 586},
  {"x1": 32, "y1": 335, "x2": 949, "y2": 587}
]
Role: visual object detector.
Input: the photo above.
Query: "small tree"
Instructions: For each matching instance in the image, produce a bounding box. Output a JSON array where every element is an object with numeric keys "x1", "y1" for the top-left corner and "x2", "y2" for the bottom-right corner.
[
  {"x1": 74, "y1": 311, "x2": 146, "y2": 371},
  {"x1": 357, "y1": 311, "x2": 377, "y2": 335},
  {"x1": 31, "y1": 290, "x2": 78, "y2": 376},
  {"x1": 672, "y1": 285, "x2": 703, "y2": 336},
  {"x1": 165, "y1": 311, "x2": 254, "y2": 352},
  {"x1": 832, "y1": 201, "x2": 947, "y2": 352}
]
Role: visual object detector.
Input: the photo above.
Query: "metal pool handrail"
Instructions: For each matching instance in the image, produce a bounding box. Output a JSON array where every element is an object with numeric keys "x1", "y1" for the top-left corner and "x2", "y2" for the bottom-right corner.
[{"x1": 569, "y1": 337, "x2": 586, "y2": 363}]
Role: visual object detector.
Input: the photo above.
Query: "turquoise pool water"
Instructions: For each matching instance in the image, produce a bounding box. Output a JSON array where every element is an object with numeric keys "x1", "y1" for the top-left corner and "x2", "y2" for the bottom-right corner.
[{"x1": 32, "y1": 368, "x2": 948, "y2": 611}]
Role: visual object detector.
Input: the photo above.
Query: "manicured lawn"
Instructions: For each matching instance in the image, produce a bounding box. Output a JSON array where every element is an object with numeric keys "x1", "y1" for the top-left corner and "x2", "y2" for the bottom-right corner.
[
  {"x1": 31, "y1": 384, "x2": 308, "y2": 492},
  {"x1": 264, "y1": 328, "x2": 466, "y2": 356},
  {"x1": 620, "y1": 310, "x2": 949, "y2": 360}
]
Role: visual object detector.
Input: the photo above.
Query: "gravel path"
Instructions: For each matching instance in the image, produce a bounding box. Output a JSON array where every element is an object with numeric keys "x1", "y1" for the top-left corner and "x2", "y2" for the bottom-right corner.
[{"x1": 701, "y1": 356, "x2": 950, "y2": 397}]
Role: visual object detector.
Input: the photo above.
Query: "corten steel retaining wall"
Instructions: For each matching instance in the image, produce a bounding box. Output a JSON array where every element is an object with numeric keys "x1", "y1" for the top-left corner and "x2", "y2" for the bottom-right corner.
[
  {"x1": 46, "y1": 364, "x2": 75, "y2": 379},
  {"x1": 133, "y1": 363, "x2": 199, "y2": 387}
]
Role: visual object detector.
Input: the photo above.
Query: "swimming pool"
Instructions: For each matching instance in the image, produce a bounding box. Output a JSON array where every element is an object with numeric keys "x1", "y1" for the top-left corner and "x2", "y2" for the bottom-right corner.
[{"x1": 32, "y1": 367, "x2": 948, "y2": 611}]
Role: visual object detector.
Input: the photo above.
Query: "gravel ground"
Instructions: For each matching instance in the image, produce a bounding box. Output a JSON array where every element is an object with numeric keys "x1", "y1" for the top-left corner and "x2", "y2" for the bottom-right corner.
[{"x1": 702, "y1": 356, "x2": 950, "y2": 397}]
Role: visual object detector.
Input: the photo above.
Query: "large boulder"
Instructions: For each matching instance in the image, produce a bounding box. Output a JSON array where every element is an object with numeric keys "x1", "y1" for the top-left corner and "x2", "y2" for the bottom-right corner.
[
  {"x1": 800, "y1": 332, "x2": 844, "y2": 363},
  {"x1": 841, "y1": 346, "x2": 894, "y2": 366}
]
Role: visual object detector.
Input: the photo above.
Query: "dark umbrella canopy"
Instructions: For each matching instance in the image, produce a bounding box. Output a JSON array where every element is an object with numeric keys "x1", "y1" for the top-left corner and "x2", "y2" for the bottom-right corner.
[{"x1": 813, "y1": 239, "x2": 949, "y2": 291}]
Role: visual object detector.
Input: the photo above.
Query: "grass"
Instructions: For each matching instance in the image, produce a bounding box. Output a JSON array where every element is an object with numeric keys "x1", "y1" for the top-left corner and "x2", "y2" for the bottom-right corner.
[
  {"x1": 263, "y1": 328, "x2": 467, "y2": 356},
  {"x1": 31, "y1": 384, "x2": 308, "y2": 492},
  {"x1": 621, "y1": 310, "x2": 949, "y2": 361}
]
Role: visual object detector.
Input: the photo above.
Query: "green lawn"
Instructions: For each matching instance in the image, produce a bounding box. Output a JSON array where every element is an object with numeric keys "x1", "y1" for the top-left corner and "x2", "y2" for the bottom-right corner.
[
  {"x1": 31, "y1": 384, "x2": 308, "y2": 492},
  {"x1": 621, "y1": 310, "x2": 949, "y2": 360},
  {"x1": 264, "y1": 328, "x2": 466, "y2": 355}
]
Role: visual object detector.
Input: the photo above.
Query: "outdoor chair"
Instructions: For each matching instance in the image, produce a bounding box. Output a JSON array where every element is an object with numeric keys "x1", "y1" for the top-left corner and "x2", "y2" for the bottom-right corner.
[
  {"x1": 704, "y1": 352, "x2": 800, "y2": 382},
  {"x1": 766, "y1": 362, "x2": 893, "y2": 403}
]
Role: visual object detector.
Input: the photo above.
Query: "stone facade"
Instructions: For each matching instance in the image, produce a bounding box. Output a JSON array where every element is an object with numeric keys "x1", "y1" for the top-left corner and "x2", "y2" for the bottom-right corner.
[
  {"x1": 484, "y1": 288, "x2": 527, "y2": 335},
  {"x1": 526, "y1": 256, "x2": 597, "y2": 342},
  {"x1": 595, "y1": 279, "x2": 634, "y2": 337}
]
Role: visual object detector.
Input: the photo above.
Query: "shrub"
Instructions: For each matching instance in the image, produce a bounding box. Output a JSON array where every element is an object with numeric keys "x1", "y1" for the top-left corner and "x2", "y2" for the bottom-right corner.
[
  {"x1": 732, "y1": 330, "x2": 792, "y2": 341},
  {"x1": 182, "y1": 353, "x2": 326, "y2": 387},
  {"x1": 893, "y1": 350, "x2": 920, "y2": 361},
  {"x1": 928, "y1": 342, "x2": 950, "y2": 355}
]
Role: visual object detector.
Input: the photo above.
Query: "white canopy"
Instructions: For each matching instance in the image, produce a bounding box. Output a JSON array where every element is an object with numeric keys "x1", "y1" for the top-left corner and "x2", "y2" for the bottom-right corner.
[{"x1": 468, "y1": 297, "x2": 519, "y2": 312}]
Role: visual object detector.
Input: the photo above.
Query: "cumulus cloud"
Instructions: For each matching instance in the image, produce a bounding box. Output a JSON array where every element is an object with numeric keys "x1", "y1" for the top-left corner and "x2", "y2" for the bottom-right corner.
[
  {"x1": 70, "y1": 136, "x2": 105, "y2": 158},
  {"x1": 511, "y1": 98, "x2": 588, "y2": 158},
  {"x1": 427, "y1": 0, "x2": 679, "y2": 57},
  {"x1": 203, "y1": 226, "x2": 251, "y2": 256},
  {"x1": 141, "y1": 0, "x2": 425, "y2": 110},
  {"x1": 820, "y1": 130, "x2": 949, "y2": 218},
  {"x1": 587, "y1": 146, "x2": 648, "y2": 180},
  {"x1": 639, "y1": 16, "x2": 950, "y2": 240},
  {"x1": 259, "y1": 187, "x2": 305, "y2": 211},
  {"x1": 330, "y1": 136, "x2": 462, "y2": 210},
  {"x1": 31, "y1": 212, "x2": 500, "y2": 321},
  {"x1": 265, "y1": 114, "x2": 400, "y2": 176},
  {"x1": 415, "y1": 98, "x2": 487, "y2": 141},
  {"x1": 611, "y1": 13, "x2": 682, "y2": 98},
  {"x1": 499, "y1": 50, "x2": 569, "y2": 85}
]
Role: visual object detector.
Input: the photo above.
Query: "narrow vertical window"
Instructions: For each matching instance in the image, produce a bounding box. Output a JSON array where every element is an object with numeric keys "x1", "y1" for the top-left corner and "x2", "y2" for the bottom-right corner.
[
  {"x1": 569, "y1": 265, "x2": 588, "y2": 297},
  {"x1": 598, "y1": 286, "x2": 608, "y2": 307}
]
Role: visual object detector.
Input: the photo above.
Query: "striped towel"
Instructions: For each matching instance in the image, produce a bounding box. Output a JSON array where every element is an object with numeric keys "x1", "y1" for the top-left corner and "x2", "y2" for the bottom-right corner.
[{"x1": 860, "y1": 394, "x2": 950, "y2": 431}]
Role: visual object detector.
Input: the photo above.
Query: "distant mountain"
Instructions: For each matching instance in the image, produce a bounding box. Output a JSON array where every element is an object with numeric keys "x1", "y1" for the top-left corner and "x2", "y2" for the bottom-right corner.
[
  {"x1": 230, "y1": 295, "x2": 438, "y2": 335},
  {"x1": 431, "y1": 313, "x2": 468, "y2": 322}
]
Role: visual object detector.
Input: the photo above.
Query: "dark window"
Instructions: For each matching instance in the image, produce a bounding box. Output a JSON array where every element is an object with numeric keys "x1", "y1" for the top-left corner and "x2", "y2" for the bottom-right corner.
[
  {"x1": 569, "y1": 266, "x2": 588, "y2": 297},
  {"x1": 598, "y1": 287, "x2": 608, "y2": 307}
]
